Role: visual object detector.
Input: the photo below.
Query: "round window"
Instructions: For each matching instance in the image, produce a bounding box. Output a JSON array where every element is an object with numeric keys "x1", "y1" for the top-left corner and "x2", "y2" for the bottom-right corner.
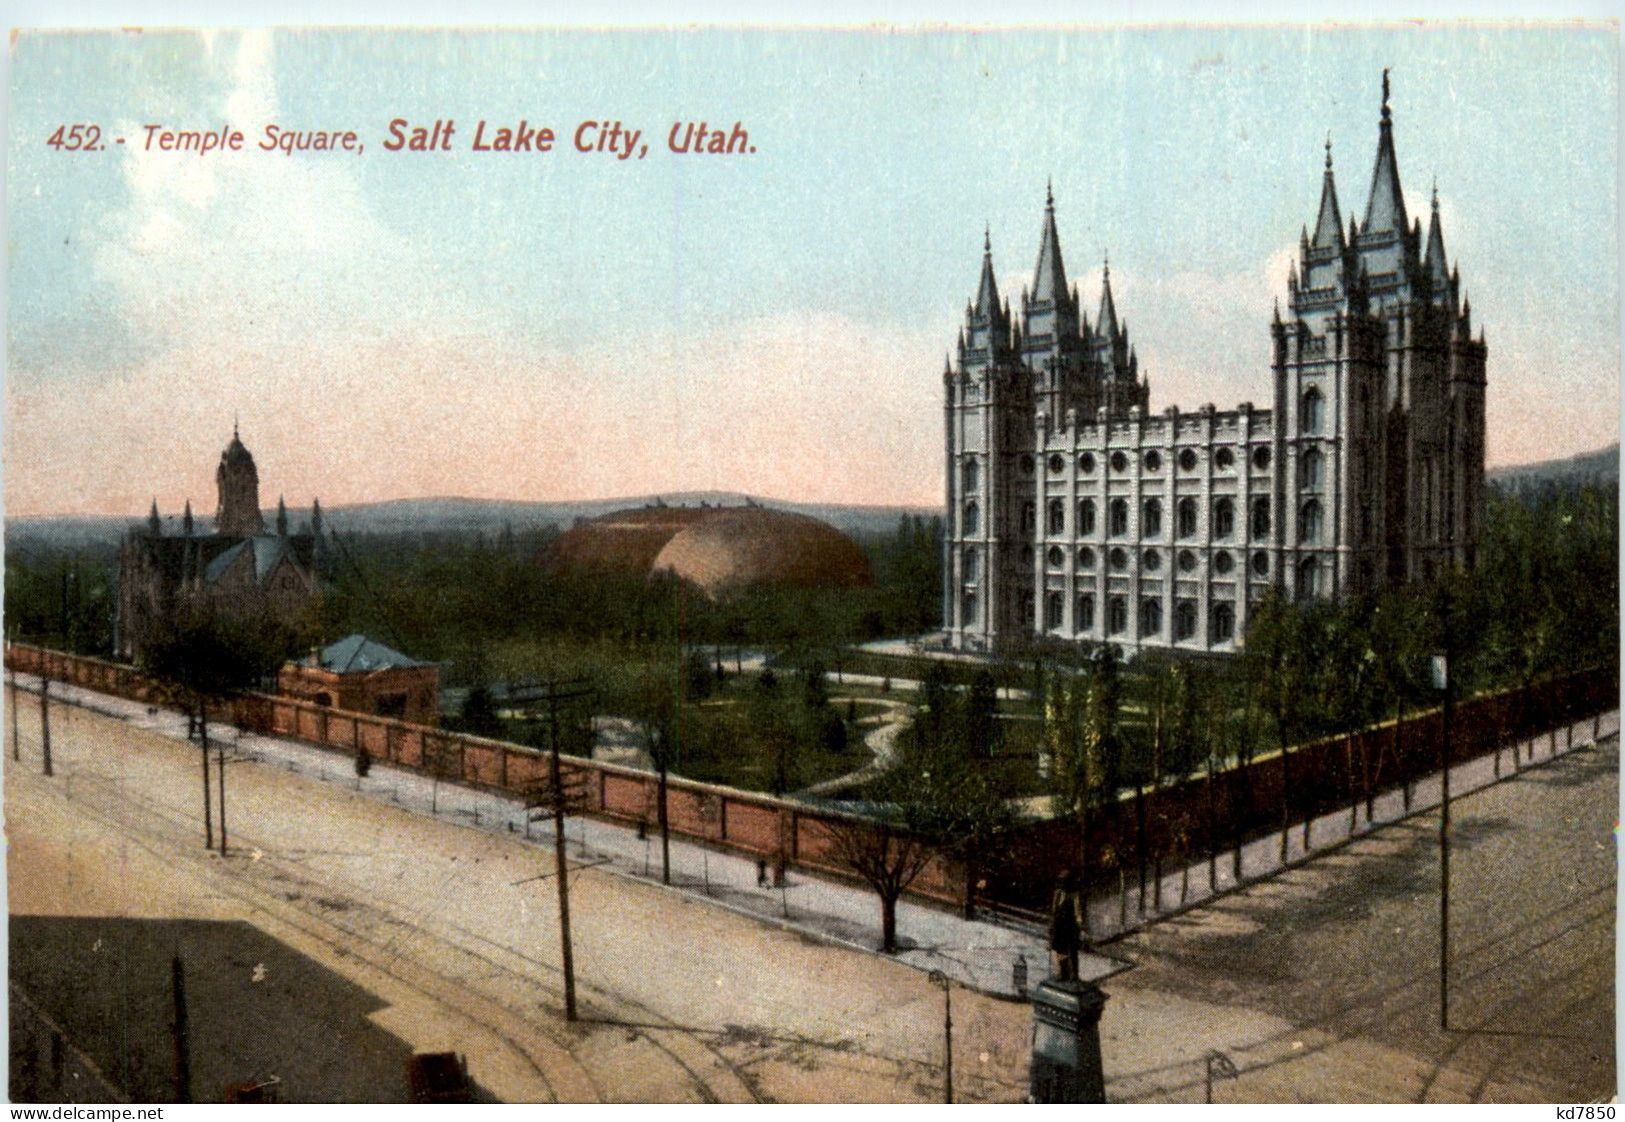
[
  {"x1": 1078, "y1": 452, "x2": 1096, "y2": 474},
  {"x1": 1179, "y1": 448, "x2": 1198, "y2": 471},
  {"x1": 1251, "y1": 550, "x2": 1269, "y2": 576},
  {"x1": 1144, "y1": 450, "x2": 1162, "y2": 472},
  {"x1": 1077, "y1": 546, "x2": 1095, "y2": 569},
  {"x1": 1178, "y1": 549, "x2": 1197, "y2": 573},
  {"x1": 1252, "y1": 446, "x2": 1271, "y2": 471},
  {"x1": 1214, "y1": 550, "x2": 1234, "y2": 574},
  {"x1": 1047, "y1": 546, "x2": 1065, "y2": 567},
  {"x1": 1143, "y1": 549, "x2": 1161, "y2": 571},
  {"x1": 1048, "y1": 454, "x2": 1066, "y2": 474},
  {"x1": 1216, "y1": 447, "x2": 1235, "y2": 470},
  {"x1": 1109, "y1": 547, "x2": 1128, "y2": 572},
  {"x1": 1110, "y1": 451, "x2": 1128, "y2": 473}
]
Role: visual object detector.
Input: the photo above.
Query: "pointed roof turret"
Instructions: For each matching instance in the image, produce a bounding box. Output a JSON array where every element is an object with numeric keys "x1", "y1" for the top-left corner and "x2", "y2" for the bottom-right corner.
[
  {"x1": 182, "y1": 500, "x2": 194, "y2": 536},
  {"x1": 1424, "y1": 179, "x2": 1450, "y2": 294},
  {"x1": 1364, "y1": 68, "x2": 1409, "y2": 234},
  {"x1": 148, "y1": 499, "x2": 161, "y2": 535},
  {"x1": 1312, "y1": 133, "x2": 1345, "y2": 249},
  {"x1": 276, "y1": 495, "x2": 289, "y2": 537},
  {"x1": 1097, "y1": 256, "x2": 1119, "y2": 339},
  {"x1": 974, "y1": 226, "x2": 1000, "y2": 315},
  {"x1": 1032, "y1": 182, "x2": 1070, "y2": 304}
]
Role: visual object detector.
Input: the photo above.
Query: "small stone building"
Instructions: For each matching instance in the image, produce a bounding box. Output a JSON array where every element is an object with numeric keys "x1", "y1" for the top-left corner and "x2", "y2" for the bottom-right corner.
[{"x1": 278, "y1": 634, "x2": 440, "y2": 726}]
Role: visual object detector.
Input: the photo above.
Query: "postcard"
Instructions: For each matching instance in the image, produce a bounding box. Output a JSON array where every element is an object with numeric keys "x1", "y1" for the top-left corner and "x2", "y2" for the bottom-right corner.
[{"x1": 4, "y1": 22, "x2": 1619, "y2": 1106}]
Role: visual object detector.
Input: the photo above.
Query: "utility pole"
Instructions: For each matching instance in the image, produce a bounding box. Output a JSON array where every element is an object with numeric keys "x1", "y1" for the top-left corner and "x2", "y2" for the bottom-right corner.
[
  {"x1": 11, "y1": 665, "x2": 20, "y2": 762},
  {"x1": 929, "y1": 970, "x2": 953, "y2": 1104},
  {"x1": 524, "y1": 677, "x2": 593, "y2": 1023},
  {"x1": 40, "y1": 676, "x2": 52, "y2": 776},
  {"x1": 170, "y1": 956, "x2": 192, "y2": 1103},
  {"x1": 199, "y1": 699, "x2": 213, "y2": 850},
  {"x1": 1437, "y1": 630, "x2": 1453, "y2": 1033},
  {"x1": 218, "y1": 737, "x2": 228, "y2": 856}
]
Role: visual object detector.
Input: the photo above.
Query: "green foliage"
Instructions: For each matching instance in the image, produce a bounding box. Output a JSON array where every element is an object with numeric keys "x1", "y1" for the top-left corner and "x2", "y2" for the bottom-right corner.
[
  {"x1": 138, "y1": 608, "x2": 278, "y2": 697},
  {"x1": 3, "y1": 545, "x2": 116, "y2": 655}
]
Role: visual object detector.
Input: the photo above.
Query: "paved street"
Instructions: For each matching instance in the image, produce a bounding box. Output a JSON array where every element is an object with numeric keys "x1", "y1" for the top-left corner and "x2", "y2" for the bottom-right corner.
[{"x1": 5, "y1": 677, "x2": 1616, "y2": 1102}]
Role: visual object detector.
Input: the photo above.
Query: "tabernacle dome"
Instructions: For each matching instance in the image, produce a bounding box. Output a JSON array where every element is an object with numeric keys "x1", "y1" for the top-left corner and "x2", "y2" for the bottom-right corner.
[{"x1": 541, "y1": 504, "x2": 873, "y2": 598}]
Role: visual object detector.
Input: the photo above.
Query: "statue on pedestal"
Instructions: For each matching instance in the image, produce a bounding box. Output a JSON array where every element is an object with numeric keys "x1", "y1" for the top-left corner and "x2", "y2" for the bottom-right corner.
[{"x1": 1048, "y1": 869, "x2": 1085, "y2": 981}]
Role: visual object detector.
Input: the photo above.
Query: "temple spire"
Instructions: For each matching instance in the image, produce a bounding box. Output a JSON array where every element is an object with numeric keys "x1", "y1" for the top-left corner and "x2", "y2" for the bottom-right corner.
[
  {"x1": 182, "y1": 500, "x2": 194, "y2": 536},
  {"x1": 1425, "y1": 177, "x2": 1450, "y2": 297},
  {"x1": 1097, "y1": 255, "x2": 1119, "y2": 339},
  {"x1": 1312, "y1": 131, "x2": 1345, "y2": 249},
  {"x1": 1364, "y1": 68, "x2": 1408, "y2": 234},
  {"x1": 147, "y1": 499, "x2": 161, "y2": 535},
  {"x1": 1032, "y1": 183, "x2": 1069, "y2": 304},
  {"x1": 974, "y1": 225, "x2": 1001, "y2": 315}
]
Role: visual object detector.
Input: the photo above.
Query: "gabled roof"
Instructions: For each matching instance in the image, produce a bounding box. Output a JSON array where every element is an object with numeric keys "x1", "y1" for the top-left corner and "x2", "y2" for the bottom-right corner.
[
  {"x1": 315, "y1": 633, "x2": 427, "y2": 672},
  {"x1": 200, "y1": 535, "x2": 302, "y2": 587}
]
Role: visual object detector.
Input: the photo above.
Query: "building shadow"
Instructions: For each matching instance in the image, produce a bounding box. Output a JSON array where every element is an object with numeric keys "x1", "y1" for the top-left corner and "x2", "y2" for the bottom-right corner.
[{"x1": 10, "y1": 915, "x2": 494, "y2": 1104}]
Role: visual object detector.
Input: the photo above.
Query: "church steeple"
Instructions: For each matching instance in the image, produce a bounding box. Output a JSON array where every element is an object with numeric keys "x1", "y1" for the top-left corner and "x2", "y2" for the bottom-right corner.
[
  {"x1": 1363, "y1": 68, "x2": 1409, "y2": 235},
  {"x1": 276, "y1": 495, "x2": 289, "y2": 537},
  {"x1": 182, "y1": 500, "x2": 194, "y2": 536},
  {"x1": 1312, "y1": 133, "x2": 1345, "y2": 249},
  {"x1": 147, "y1": 499, "x2": 161, "y2": 536}
]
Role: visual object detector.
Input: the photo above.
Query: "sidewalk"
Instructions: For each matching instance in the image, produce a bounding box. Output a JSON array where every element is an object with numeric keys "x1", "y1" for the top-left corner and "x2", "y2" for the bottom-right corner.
[{"x1": 7, "y1": 670, "x2": 1613, "y2": 1001}]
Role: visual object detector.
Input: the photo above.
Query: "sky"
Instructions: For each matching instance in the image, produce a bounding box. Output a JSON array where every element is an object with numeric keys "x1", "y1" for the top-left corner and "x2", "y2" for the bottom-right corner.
[{"x1": 5, "y1": 24, "x2": 1619, "y2": 517}]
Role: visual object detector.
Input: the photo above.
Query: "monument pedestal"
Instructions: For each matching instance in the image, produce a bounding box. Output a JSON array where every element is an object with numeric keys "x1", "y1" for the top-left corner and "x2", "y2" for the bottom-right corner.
[{"x1": 1029, "y1": 977, "x2": 1108, "y2": 1103}]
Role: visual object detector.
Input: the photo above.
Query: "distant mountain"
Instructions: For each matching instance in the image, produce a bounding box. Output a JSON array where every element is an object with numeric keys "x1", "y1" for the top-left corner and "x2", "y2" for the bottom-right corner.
[
  {"x1": 1488, "y1": 443, "x2": 1618, "y2": 494},
  {"x1": 5, "y1": 493, "x2": 944, "y2": 550}
]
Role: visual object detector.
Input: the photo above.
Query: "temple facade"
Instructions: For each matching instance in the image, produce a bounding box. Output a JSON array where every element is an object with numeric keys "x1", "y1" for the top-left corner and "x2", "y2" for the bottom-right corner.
[{"x1": 943, "y1": 77, "x2": 1487, "y2": 655}]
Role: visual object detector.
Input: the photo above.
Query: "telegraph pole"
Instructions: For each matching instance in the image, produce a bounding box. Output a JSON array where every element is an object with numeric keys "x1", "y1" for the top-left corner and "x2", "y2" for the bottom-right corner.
[
  {"x1": 218, "y1": 737, "x2": 228, "y2": 856},
  {"x1": 528, "y1": 677, "x2": 593, "y2": 1023},
  {"x1": 11, "y1": 665, "x2": 20, "y2": 762},
  {"x1": 1437, "y1": 626, "x2": 1453, "y2": 1033},
  {"x1": 39, "y1": 676, "x2": 52, "y2": 776}
]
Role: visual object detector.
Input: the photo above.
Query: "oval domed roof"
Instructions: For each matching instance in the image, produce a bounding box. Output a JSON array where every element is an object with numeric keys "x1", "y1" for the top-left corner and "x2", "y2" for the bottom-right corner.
[{"x1": 651, "y1": 507, "x2": 873, "y2": 597}]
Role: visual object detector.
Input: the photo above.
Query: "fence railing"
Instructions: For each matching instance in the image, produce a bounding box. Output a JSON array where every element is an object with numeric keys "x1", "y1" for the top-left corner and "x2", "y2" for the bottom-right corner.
[{"x1": 5, "y1": 642, "x2": 1614, "y2": 918}]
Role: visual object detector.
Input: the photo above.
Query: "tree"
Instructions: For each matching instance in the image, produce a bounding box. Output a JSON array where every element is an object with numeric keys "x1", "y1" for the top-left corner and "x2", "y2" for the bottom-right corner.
[
  {"x1": 1047, "y1": 645, "x2": 1121, "y2": 937},
  {"x1": 627, "y1": 667, "x2": 680, "y2": 885},
  {"x1": 827, "y1": 667, "x2": 1017, "y2": 951},
  {"x1": 140, "y1": 609, "x2": 276, "y2": 852}
]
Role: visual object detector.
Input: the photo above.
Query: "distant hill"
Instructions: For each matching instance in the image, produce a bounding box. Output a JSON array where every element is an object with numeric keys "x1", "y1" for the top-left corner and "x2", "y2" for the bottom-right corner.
[
  {"x1": 1488, "y1": 443, "x2": 1618, "y2": 495},
  {"x1": 6, "y1": 493, "x2": 943, "y2": 551}
]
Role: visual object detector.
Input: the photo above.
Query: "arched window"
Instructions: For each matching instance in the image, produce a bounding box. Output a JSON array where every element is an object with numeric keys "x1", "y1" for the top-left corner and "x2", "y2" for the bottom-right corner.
[
  {"x1": 1251, "y1": 496, "x2": 1271, "y2": 539},
  {"x1": 963, "y1": 458, "x2": 980, "y2": 494},
  {"x1": 962, "y1": 549, "x2": 978, "y2": 582},
  {"x1": 1022, "y1": 501, "x2": 1036, "y2": 536},
  {"x1": 1177, "y1": 497, "x2": 1198, "y2": 539},
  {"x1": 1078, "y1": 499, "x2": 1097, "y2": 535},
  {"x1": 1297, "y1": 556, "x2": 1320, "y2": 598},
  {"x1": 1076, "y1": 594, "x2": 1095, "y2": 632},
  {"x1": 1302, "y1": 387, "x2": 1324, "y2": 434},
  {"x1": 963, "y1": 501, "x2": 980, "y2": 535},
  {"x1": 1140, "y1": 598, "x2": 1163, "y2": 636},
  {"x1": 1299, "y1": 499, "x2": 1323, "y2": 545},
  {"x1": 1211, "y1": 603, "x2": 1235, "y2": 642},
  {"x1": 1251, "y1": 550, "x2": 1270, "y2": 576},
  {"x1": 1108, "y1": 596, "x2": 1128, "y2": 635},
  {"x1": 1047, "y1": 499, "x2": 1065, "y2": 535},
  {"x1": 1142, "y1": 498, "x2": 1162, "y2": 537},
  {"x1": 1109, "y1": 499, "x2": 1129, "y2": 537},
  {"x1": 1046, "y1": 591, "x2": 1064, "y2": 630},
  {"x1": 1175, "y1": 600, "x2": 1198, "y2": 640},
  {"x1": 1214, "y1": 497, "x2": 1235, "y2": 539},
  {"x1": 1301, "y1": 448, "x2": 1323, "y2": 491}
]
